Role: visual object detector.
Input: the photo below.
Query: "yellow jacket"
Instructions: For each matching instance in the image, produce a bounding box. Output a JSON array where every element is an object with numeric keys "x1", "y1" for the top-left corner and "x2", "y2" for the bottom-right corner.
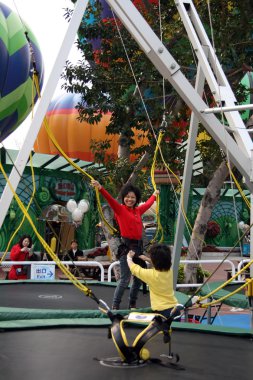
[{"x1": 130, "y1": 263, "x2": 178, "y2": 311}]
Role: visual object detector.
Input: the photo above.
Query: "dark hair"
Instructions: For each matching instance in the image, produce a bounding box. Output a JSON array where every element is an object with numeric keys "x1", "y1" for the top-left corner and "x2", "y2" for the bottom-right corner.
[
  {"x1": 18, "y1": 235, "x2": 32, "y2": 248},
  {"x1": 120, "y1": 184, "x2": 141, "y2": 207},
  {"x1": 149, "y1": 243, "x2": 172, "y2": 271},
  {"x1": 71, "y1": 239, "x2": 78, "y2": 244}
]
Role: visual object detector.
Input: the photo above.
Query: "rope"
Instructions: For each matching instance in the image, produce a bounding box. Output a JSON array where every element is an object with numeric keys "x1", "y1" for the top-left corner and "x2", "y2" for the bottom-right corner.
[
  {"x1": 199, "y1": 279, "x2": 252, "y2": 308},
  {"x1": 149, "y1": 130, "x2": 163, "y2": 243},
  {"x1": 0, "y1": 160, "x2": 100, "y2": 302},
  {"x1": 33, "y1": 71, "x2": 117, "y2": 236},
  {"x1": 186, "y1": 221, "x2": 253, "y2": 305},
  {"x1": 110, "y1": 7, "x2": 195, "y2": 245},
  {"x1": 1, "y1": 69, "x2": 39, "y2": 262},
  {"x1": 0, "y1": 153, "x2": 36, "y2": 264},
  {"x1": 229, "y1": 166, "x2": 251, "y2": 209},
  {"x1": 206, "y1": 0, "x2": 243, "y2": 248},
  {"x1": 183, "y1": 0, "x2": 252, "y2": 313},
  {"x1": 42, "y1": 117, "x2": 117, "y2": 236}
]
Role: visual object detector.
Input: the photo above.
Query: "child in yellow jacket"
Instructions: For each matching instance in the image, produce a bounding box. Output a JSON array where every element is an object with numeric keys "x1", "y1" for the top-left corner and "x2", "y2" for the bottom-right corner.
[{"x1": 127, "y1": 243, "x2": 178, "y2": 318}]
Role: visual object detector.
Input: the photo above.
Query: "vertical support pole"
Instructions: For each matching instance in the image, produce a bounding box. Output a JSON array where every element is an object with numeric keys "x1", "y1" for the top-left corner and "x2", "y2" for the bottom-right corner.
[
  {"x1": 207, "y1": 299, "x2": 212, "y2": 325},
  {"x1": 250, "y1": 150, "x2": 253, "y2": 329},
  {"x1": 250, "y1": 152, "x2": 253, "y2": 279},
  {"x1": 172, "y1": 62, "x2": 206, "y2": 288}
]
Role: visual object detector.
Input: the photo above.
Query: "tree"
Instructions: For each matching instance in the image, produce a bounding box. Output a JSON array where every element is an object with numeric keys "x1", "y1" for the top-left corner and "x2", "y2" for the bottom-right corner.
[
  {"x1": 63, "y1": 0, "x2": 188, "y2": 176},
  {"x1": 182, "y1": 1, "x2": 253, "y2": 283},
  {"x1": 63, "y1": 0, "x2": 188, "y2": 267},
  {"x1": 63, "y1": 1, "x2": 253, "y2": 281}
]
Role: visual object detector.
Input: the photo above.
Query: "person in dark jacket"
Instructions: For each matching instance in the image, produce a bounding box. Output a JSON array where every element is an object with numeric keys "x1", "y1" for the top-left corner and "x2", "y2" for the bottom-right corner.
[{"x1": 64, "y1": 240, "x2": 83, "y2": 261}]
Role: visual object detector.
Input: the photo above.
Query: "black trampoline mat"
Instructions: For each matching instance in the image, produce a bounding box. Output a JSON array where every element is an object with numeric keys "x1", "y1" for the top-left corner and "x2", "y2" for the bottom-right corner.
[
  {"x1": 0, "y1": 327, "x2": 252, "y2": 380},
  {"x1": 0, "y1": 282, "x2": 150, "y2": 310}
]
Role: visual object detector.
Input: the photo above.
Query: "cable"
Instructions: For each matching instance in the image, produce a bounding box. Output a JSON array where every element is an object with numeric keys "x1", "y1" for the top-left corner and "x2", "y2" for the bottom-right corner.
[
  {"x1": 43, "y1": 117, "x2": 117, "y2": 236},
  {"x1": 0, "y1": 159, "x2": 102, "y2": 302}
]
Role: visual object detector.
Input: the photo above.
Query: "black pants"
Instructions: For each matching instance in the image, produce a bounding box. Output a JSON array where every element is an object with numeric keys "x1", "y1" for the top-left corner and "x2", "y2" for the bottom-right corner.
[{"x1": 121, "y1": 237, "x2": 147, "y2": 294}]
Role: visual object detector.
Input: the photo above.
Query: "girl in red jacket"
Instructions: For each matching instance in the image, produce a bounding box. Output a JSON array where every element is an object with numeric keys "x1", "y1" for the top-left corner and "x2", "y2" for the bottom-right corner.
[
  {"x1": 91, "y1": 180, "x2": 159, "y2": 310},
  {"x1": 8, "y1": 235, "x2": 34, "y2": 280}
]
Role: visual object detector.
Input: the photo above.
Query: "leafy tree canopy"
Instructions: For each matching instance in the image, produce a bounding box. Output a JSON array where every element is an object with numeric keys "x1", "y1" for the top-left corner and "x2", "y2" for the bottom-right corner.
[{"x1": 63, "y1": 0, "x2": 253, "y2": 188}]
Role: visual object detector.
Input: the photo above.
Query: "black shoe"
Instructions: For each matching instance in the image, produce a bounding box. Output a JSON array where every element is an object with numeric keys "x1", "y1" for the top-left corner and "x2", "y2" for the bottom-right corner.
[
  {"x1": 112, "y1": 305, "x2": 119, "y2": 310},
  {"x1": 128, "y1": 302, "x2": 137, "y2": 310}
]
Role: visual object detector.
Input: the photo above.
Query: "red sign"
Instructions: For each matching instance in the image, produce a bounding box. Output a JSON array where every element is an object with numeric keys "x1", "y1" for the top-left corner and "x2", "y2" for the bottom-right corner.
[{"x1": 54, "y1": 180, "x2": 76, "y2": 201}]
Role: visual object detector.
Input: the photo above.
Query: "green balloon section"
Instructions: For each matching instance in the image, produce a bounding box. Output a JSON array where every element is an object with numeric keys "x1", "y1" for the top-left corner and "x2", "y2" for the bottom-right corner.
[{"x1": 0, "y1": 2, "x2": 44, "y2": 142}]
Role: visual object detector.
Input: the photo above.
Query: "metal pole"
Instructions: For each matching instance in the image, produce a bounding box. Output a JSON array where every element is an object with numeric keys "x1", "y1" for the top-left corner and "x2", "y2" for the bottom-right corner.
[
  {"x1": 202, "y1": 104, "x2": 253, "y2": 114},
  {"x1": 172, "y1": 62, "x2": 205, "y2": 288},
  {"x1": 0, "y1": 0, "x2": 89, "y2": 228}
]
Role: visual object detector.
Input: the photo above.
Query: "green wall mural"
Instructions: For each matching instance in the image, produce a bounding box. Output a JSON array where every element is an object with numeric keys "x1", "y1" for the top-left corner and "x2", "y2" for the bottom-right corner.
[
  {"x1": 0, "y1": 165, "x2": 98, "y2": 254},
  {"x1": 0, "y1": 152, "x2": 248, "y2": 253}
]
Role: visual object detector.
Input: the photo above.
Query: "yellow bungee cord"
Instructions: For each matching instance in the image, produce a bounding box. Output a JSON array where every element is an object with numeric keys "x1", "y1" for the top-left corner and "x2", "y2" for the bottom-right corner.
[
  {"x1": 42, "y1": 117, "x2": 117, "y2": 236},
  {"x1": 149, "y1": 129, "x2": 196, "y2": 244},
  {"x1": 228, "y1": 164, "x2": 251, "y2": 209},
  {"x1": 0, "y1": 70, "x2": 39, "y2": 264},
  {"x1": 33, "y1": 71, "x2": 117, "y2": 236},
  {"x1": 0, "y1": 159, "x2": 103, "y2": 301},
  {"x1": 150, "y1": 130, "x2": 164, "y2": 243},
  {"x1": 0, "y1": 153, "x2": 36, "y2": 264},
  {"x1": 189, "y1": 222, "x2": 253, "y2": 307}
]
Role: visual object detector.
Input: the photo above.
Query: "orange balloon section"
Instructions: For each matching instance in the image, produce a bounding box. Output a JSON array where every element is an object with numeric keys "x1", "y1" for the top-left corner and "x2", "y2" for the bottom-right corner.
[{"x1": 34, "y1": 93, "x2": 148, "y2": 162}]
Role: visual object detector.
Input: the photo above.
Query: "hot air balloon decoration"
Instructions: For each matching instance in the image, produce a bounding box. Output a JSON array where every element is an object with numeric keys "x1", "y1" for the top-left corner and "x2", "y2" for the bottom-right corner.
[
  {"x1": 0, "y1": 2, "x2": 44, "y2": 142},
  {"x1": 34, "y1": 92, "x2": 149, "y2": 162}
]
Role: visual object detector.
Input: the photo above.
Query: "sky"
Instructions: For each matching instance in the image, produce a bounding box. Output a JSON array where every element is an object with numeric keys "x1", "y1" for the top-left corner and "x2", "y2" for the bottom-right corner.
[{"x1": 2, "y1": 0, "x2": 82, "y2": 149}]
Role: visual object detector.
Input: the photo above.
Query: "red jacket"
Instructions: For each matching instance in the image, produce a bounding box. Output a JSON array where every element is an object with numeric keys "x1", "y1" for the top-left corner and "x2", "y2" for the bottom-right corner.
[
  {"x1": 100, "y1": 187, "x2": 156, "y2": 240},
  {"x1": 8, "y1": 244, "x2": 30, "y2": 280}
]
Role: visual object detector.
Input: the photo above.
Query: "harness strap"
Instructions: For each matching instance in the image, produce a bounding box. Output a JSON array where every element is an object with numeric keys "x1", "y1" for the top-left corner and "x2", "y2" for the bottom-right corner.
[{"x1": 109, "y1": 313, "x2": 173, "y2": 363}]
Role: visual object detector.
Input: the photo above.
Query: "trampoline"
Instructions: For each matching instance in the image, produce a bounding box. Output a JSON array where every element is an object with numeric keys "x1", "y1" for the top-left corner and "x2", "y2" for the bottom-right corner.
[
  {"x1": 0, "y1": 326, "x2": 252, "y2": 380},
  {"x1": 0, "y1": 281, "x2": 152, "y2": 310},
  {"x1": 0, "y1": 280, "x2": 252, "y2": 380}
]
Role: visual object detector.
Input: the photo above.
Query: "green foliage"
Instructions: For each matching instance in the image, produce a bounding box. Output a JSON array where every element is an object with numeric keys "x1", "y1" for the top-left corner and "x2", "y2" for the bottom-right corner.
[
  {"x1": 177, "y1": 263, "x2": 210, "y2": 284},
  {"x1": 64, "y1": 0, "x2": 253, "y2": 188},
  {"x1": 63, "y1": 1, "x2": 188, "y2": 174}
]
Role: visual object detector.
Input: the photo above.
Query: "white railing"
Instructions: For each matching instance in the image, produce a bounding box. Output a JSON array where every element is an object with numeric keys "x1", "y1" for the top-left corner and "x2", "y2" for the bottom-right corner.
[
  {"x1": 107, "y1": 259, "x2": 237, "y2": 285},
  {"x1": 0, "y1": 261, "x2": 105, "y2": 282},
  {"x1": 237, "y1": 259, "x2": 250, "y2": 282},
  {"x1": 1, "y1": 258, "x2": 241, "y2": 285}
]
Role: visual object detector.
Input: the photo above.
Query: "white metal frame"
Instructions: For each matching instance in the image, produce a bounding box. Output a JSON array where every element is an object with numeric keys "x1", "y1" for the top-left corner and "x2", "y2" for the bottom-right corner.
[{"x1": 0, "y1": 0, "x2": 252, "y2": 281}]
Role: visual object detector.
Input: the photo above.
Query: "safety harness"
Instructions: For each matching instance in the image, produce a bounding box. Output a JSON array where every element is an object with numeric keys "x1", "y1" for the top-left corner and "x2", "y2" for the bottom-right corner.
[{"x1": 99, "y1": 305, "x2": 184, "y2": 368}]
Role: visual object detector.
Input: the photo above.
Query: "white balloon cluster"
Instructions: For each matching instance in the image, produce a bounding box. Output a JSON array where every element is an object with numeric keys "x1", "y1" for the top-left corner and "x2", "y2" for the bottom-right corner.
[
  {"x1": 238, "y1": 221, "x2": 250, "y2": 232},
  {"x1": 66, "y1": 199, "x2": 90, "y2": 225}
]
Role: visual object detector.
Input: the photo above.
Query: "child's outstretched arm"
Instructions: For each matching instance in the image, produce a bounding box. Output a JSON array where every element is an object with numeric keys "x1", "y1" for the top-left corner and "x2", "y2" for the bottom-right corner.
[
  {"x1": 139, "y1": 254, "x2": 152, "y2": 264},
  {"x1": 127, "y1": 250, "x2": 135, "y2": 268}
]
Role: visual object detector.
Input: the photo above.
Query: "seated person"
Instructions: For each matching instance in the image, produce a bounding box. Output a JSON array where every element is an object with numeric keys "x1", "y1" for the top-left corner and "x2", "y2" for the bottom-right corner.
[
  {"x1": 63, "y1": 240, "x2": 85, "y2": 276},
  {"x1": 127, "y1": 243, "x2": 179, "y2": 318},
  {"x1": 9, "y1": 235, "x2": 34, "y2": 280},
  {"x1": 64, "y1": 240, "x2": 84, "y2": 261}
]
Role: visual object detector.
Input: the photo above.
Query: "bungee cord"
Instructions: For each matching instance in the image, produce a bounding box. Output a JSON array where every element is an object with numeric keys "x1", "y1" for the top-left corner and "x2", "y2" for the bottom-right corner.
[
  {"x1": 32, "y1": 68, "x2": 118, "y2": 237},
  {"x1": 109, "y1": 2, "x2": 251, "y2": 311},
  {"x1": 0, "y1": 158, "x2": 112, "y2": 307},
  {"x1": 0, "y1": 153, "x2": 36, "y2": 264},
  {"x1": 0, "y1": 68, "x2": 82, "y2": 278},
  {"x1": 3, "y1": 0, "x2": 251, "y2": 319},
  {"x1": 185, "y1": 220, "x2": 253, "y2": 309},
  {"x1": 149, "y1": 130, "x2": 164, "y2": 243},
  {"x1": 163, "y1": 0, "x2": 253, "y2": 315},
  {"x1": 0, "y1": 2, "x2": 111, "y2": 304},
  {"x1": 42, "y1": 117, "x2": 117, "y2": 236},
  {"x1": 110, "y1": 6, "x2": 197, "y2": 248}
]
